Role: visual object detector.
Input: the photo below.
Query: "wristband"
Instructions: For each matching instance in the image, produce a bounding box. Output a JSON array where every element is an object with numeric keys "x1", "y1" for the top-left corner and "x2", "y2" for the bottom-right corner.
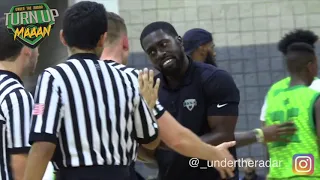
[{"x1": 254, "y1": 128, "x2": 264, "y2": 143}]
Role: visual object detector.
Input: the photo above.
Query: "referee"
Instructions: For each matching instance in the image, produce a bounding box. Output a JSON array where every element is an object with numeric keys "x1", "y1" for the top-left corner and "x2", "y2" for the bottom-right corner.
[
  {"x1": 0, "y1": 17, "x2": 39, "y2": 180},
  {"x1": 23, "y1": 2, "x2": 159, "y2": 180}
]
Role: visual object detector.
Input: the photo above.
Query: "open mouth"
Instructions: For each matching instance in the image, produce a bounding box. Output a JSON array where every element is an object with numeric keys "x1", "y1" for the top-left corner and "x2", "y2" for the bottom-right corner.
[
  {"x1": 162, "y1": 57, "x2": 175, "y2": 68},
  {"x1": 163, "y1": 59, "x2": 173, "y2": 66}
]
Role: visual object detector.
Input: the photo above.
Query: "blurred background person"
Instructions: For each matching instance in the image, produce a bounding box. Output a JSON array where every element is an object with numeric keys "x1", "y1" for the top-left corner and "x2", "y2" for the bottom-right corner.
[
  {"x1": 183, "y1": 28, "x2": 297, "y2": 148},
  {"x1": 0, "y1": 17, "x2": 40, "y2": 180},
  {"x1": 241, "y1": 158, "x2": 265, "y2": 180},
  {"x1": 183, "y1": 28, "x2": 217, "y2": 66},
  {"x1": 265, "y1": 42, "x2": 320, "y2": 179}
]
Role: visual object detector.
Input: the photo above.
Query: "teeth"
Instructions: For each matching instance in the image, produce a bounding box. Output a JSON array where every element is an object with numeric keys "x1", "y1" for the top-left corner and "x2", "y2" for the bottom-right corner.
[{"x1": 163, "y1": 59, "x2": 172, "y2": 65}]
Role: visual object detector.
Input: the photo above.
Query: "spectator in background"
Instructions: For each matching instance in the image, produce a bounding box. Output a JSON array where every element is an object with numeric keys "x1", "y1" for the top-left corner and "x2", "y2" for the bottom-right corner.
[
  {"x1": 183, "y1": 28, "x2": 297, "y2": 148},
  {"x1": 182, "y1": 28, "x2": 217, "y2": 66},
  {"x1": 241, "y1": 158, "x2": 265, "y2": 180}
]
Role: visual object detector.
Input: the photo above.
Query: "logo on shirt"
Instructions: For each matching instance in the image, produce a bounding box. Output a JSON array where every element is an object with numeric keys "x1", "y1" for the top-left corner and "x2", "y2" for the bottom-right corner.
[
  {"x1": 217, "y1": 103, "x2": 228, "y2": 108},
  {"x1": 33, "y1": 103, "x2": 45, "y2": 115},
  {"x1": 183, "y1": 99, "x2": 197, "y2": 111},
  {"x1": 5, "y1": 3, "x2": 59, "y2": 49}
]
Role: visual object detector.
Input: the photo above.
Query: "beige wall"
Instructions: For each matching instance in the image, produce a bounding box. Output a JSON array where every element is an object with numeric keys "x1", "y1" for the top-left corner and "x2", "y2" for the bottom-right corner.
[{"x1": 119, "y1": 0, "x2": 320, "y2": 52}]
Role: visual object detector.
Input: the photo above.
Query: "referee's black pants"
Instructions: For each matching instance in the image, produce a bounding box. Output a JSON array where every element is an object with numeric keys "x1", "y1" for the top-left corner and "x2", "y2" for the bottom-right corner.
[
  {"x1": 55, "y1": 165, "x2": 130, "y2": 180},
  {"x1": 129, "y1": 162, "x2": 145, "y2": 180}
]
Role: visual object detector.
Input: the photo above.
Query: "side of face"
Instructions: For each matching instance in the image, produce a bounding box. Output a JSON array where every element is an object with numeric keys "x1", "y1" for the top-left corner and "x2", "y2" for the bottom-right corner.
[
  {"x1": 20, "y1": 46, "x2": 39, "y2": 75},
  {"x1": 121, "y1": 35, "x2": 129, "y2": 65},
  {"x1": 307, "y1": 56, "x2": 318, "y2": 83},
  {"x1": 141, "y1": 30, "x2": 184, "y2": 75},
  {"x1": 203, "y1": 42, "x2": 216, "y2": 65}
]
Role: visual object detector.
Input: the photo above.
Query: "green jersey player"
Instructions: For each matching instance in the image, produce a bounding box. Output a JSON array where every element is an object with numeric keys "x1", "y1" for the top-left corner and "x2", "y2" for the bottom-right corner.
[{"x1": 265, "y1": 43, "x2": 320, "y2": 179}]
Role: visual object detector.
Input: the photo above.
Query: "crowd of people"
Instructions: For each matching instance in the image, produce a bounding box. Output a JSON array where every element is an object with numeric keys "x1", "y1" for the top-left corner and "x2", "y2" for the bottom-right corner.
[{"x1": 0, "y1": 1, "x2": 319, "y2": 180}]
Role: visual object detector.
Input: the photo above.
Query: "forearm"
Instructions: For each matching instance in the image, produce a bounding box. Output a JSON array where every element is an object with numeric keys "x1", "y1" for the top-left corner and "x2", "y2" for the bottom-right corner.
[
  {"x1": 23, "y1": 143, "x2": 55, "y2": 180},
  {"x1": 11, "y1": 154, "x2": 28, "y2": 180},
  {"x1": 165, "y1": 127, "x2": 217, "y2": 160},
  {"x1": 200, "y1": 131, "x2": 234, "y2": 146},
  {"x1": 234, "y1": 131, "x2": 258, "y2": 147}
]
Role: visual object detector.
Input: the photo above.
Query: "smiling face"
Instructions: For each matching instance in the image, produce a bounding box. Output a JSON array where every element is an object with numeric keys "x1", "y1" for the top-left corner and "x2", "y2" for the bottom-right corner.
[{"x1": 141, "y1": 29, "x2": 185, "y2": 76}]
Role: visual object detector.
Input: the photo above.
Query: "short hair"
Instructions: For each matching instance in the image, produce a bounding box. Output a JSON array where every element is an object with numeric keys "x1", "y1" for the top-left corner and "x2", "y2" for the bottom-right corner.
[
  {"x1": 285, "y1": 42, "x2": 316, "y2": 73},
  {"x1": 105, "y1": 12, "x2": 127, "y2": 45},
  {"x1": 140, "y1": 21, "x2": 178, "y2": 49},
  {"x1": 278, "y1": 29, "x2": 318, "y2": 55},
  {"x1": 62, "y1": 1, "x2": 107, "y2": 49},
  {"x1": 0, "y1": 17, "x2": 23, "y2": 61}
]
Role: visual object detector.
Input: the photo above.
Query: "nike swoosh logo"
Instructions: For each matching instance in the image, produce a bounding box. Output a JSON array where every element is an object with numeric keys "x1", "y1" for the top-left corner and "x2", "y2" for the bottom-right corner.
[{"x1": 217, "y1": 103, "x2": 228, "y2": 108}]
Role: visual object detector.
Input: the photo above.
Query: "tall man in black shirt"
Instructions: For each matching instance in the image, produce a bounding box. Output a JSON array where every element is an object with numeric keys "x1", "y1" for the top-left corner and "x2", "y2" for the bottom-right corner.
[
  {"x1": 182, "y1": 28, "x2": 297, "y2": 147},
  {"x1": 140, "y1": 21, "x2": 239, "y2": 180}
]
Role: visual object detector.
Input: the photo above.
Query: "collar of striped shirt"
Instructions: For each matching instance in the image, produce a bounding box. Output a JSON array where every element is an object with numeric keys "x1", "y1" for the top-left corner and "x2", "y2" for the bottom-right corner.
[
  {"x1": 0, "y1": 70, "x2": 24, "y2": 85},
  {"x1": 67, "y1": 53, "x2": 99, "y2": 61}
]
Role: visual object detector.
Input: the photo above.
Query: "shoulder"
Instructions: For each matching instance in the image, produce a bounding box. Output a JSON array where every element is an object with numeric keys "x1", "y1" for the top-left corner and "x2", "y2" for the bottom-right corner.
[
  {"x1": 193, "y1": 62, "x2": 235, "y2": 86},
  {"x1": 267, "y1": 77, "x2": 290, "y2": 96},
  {"x1": 270, "y1": 77, "x2": 290, "y2": 89},
  {"x1": 0, "y1": 76, "x2": 26, "y2": 104},
  {"x1": 1, "y1": 88, "x2": 32, "y2": 108},
  {"x1": 104, "y1": 60, "x2": 139, "y2": 78},
  {"x1": 310, "y1": 79, "x2": 320, "y2": 92}
]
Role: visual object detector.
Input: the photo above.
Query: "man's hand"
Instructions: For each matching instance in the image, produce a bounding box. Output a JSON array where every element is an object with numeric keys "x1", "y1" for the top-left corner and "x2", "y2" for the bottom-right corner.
[
  {"x1": 138, "y1": 68, "x2": 160, "y2": 108},
  {"x1": 262, "y1": 121, "x2": 297, "y2": 143},
  {"x1": 212, "y1": 141, "x2": 236, "y2": 179}
]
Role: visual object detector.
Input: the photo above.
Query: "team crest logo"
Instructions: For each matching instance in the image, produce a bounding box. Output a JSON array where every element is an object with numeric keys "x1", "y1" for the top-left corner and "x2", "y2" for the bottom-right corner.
[
  {"x1": 5, "y1": 3, "x2": 59, "y2": 49},
  {"x1": 183, "y1": 99, "x2": 197, "y2": 111}
]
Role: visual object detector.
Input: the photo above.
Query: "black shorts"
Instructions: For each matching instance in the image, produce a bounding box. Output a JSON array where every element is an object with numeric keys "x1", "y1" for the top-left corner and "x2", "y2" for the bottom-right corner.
[{"x1": 55, "y1": 165, "x2": 130, "y2": 180}]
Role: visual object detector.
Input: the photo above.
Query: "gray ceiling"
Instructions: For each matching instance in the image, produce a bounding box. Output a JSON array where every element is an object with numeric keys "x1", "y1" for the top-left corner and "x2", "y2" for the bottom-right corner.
[{"x1": 0, "y1": 0, "x2": 46, "y2": 18}]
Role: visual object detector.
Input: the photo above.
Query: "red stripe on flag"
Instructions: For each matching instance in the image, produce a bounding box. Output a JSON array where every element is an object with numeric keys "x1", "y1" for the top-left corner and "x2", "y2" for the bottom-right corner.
[{"x1": 33, "y1": 104, "x2": 45, "y2": 115}]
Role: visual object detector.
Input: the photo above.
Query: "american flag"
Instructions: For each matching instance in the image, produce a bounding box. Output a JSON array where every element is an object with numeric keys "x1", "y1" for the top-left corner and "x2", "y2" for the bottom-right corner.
[{"x1": 33, "y1": 104, "x2": 45, "y2": 115}]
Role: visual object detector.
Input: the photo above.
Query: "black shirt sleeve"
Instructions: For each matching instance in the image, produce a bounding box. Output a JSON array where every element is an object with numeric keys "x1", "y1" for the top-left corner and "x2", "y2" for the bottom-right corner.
[{"x1": 203, "y1": 70, "x2": 240, "y2": 116}]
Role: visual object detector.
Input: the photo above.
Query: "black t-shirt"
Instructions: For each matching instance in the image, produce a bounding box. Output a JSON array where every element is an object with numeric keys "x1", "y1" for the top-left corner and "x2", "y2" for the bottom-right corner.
[{"x1": 156, "y1": 60, "x2": 240, "y2": 180}]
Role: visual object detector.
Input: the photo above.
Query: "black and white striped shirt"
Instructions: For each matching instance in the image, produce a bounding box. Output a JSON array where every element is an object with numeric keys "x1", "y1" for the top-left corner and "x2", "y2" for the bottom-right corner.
[
  {"x1": 105, "y1": 60, "x2": 165, "y2": 121},
  {"x1": 0, "y1": 70, "x2": 32, "y2": 180},
  {"x1": 29, "y1": 53, "x2": 159, "y2": 170}
]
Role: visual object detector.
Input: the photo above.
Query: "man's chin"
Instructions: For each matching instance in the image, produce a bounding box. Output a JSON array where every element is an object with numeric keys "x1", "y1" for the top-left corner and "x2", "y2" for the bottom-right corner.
[{"x1": 161, "y1": 67, "x2": 179, "y2": 76}]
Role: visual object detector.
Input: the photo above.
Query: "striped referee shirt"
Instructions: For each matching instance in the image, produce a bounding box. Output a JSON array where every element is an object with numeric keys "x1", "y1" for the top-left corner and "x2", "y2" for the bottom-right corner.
[
  {"x1": 29, "y1": 53, "x2": 160, "y2": 170},
  {"x1": 0, "y1": 70, "x2": 33, "y2": 180},
  {"x1": 105, "y1": 60, "x2": 165, "y2": 121}
]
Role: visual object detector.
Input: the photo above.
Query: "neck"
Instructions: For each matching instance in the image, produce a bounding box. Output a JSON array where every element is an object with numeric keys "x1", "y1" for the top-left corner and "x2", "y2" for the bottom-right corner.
[
  {"x1": 289, "y1": 73, "x2": 310, "y2": 87},
  {"x1": 192, "y1": 54, "x2": 204, "y2": 63},
  {"x1": 68, "y1": 47, "x2": 97, "y2": 56},
  {"x1": 0, "y1": 60, "x2": 23, "y2": 79},
  {"x1": 101, "y1": 45, "x2": 123, "y2": 64}
]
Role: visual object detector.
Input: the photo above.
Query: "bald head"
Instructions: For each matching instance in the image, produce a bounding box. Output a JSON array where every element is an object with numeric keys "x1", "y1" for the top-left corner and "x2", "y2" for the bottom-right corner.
[{"x1": 105, "y1": 12, "x2": 127, "y2": 46}]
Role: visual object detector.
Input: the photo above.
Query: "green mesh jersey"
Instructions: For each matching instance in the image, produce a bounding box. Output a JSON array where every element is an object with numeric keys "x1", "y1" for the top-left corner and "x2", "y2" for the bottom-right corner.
[
  {"x1": 265, "y1": 85, "x2": 320, "y2": 178},
  {"x1": 268, "y1": 77, "x2": 319, "y2": 97},
  {"x1": 267, "y1": 77, "x2": 291, "y2": 98}
]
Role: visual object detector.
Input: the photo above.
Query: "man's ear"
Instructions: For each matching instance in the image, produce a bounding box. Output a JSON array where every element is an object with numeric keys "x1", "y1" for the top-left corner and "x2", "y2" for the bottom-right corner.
[
  {"x1": 21, "y1": 46, "x2": 32, "y2": 57},
  {"x1": 59, "y1": 30, "x2": 68, "y2": 46},
  {"x1": 176, "y1": 36, "x2": 182, "y2": 44},
  {"x1": 122, "y1": 35, "x2": 129, "y2": 51},
  {"x1": 200, "y1": 45, "x2": 208, "y2": 56},
  {"x1": 97, "y1": 32, "x2": 107, "y2": 48}
]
